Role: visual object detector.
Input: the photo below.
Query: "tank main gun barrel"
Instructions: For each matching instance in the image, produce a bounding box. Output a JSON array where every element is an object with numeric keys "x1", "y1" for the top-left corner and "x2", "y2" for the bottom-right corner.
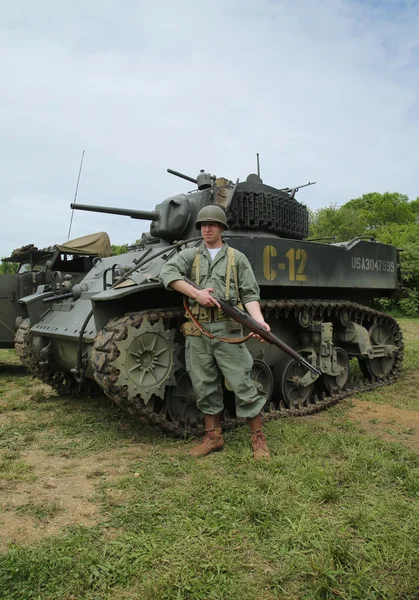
[
  {"x1": 167, "y1": 169, "x2": 198, "y2": 184},
  {"x1": 70, "y1": 203, "x2": 158, "y2": 221}
]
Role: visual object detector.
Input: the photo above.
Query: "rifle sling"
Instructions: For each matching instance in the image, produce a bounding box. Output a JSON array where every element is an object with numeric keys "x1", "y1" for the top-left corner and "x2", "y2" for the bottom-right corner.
[{"x1": 183, "y1": 296, "x2": 252, "y2": 344}]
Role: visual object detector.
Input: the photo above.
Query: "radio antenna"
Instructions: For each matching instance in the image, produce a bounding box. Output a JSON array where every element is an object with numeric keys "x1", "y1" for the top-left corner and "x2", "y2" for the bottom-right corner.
[
  {"x1": 67, "y1": 150, "x2": 85, "y2": 240},
  {"x1": 256, "y1": 153, "x2": 260, "y2": 178}
]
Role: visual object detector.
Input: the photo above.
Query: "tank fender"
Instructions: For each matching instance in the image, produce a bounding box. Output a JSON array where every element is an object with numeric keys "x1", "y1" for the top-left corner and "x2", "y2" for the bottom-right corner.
[
  {"x1": 92, "y1": 279, "x2": 162, "y2": 302},
  {"x1": 18, "y1": 289, "x2": 54, "y2": 306}
]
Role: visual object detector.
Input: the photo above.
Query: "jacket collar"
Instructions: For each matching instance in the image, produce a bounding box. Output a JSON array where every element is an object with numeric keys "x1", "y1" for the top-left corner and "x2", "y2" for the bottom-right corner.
[{"x1": 198, "y1": 241, "x2": 228, "y2": 267}]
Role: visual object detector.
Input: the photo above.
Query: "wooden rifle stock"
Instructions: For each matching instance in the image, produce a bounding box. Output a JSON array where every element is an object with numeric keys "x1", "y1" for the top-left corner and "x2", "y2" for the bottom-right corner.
[{"x1": 184, "y1": 277, "x2": 321, "y2": 377}]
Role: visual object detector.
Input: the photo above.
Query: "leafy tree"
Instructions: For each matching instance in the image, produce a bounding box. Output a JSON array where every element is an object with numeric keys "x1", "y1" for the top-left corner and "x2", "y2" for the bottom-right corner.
[
  {"x1": 373, "y1": 222, "x2": 419, "y2": 247},
  {"x1": 398, "y1": 243, "x2": 419, "y2": 315},
  {"x1": 111, "y1": 244, "x2": 129, "y2": 256},
  {"x1": 0, "y1": 259, "x2": 19, "y2": 275},
  {"x1": 343, "y1": 192, "x2": 413, "y2": 229},
  {"x1": 309, "y1": 204, "x2": 368, "y2": 242},
  {"x1": 410, "y1": 197, "x2": 419, "y2": 220}
]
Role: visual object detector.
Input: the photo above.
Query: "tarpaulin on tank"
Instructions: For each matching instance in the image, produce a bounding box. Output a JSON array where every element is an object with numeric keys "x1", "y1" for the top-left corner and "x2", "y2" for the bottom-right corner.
[{"x1": 57, "y1": 232, "x2": 112, "y2": 257}]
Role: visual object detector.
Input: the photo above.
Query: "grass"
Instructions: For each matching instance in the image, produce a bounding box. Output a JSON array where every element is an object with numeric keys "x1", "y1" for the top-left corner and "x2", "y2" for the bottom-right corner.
[
  {"x1": 356, "y1": 318, "x2": 419, "y2": 411},
  {"x1": 0, "y1": 322, "x2": 419, "y2": 599},
  {"x1": 13, "y1": 501, "x2": 63, "y2": 521}
]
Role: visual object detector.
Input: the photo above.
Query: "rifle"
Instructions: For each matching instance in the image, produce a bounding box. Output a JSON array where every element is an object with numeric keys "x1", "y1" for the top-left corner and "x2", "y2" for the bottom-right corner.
[{"x1": 184, "y1": 278, "x2": 321, "y2": 377}]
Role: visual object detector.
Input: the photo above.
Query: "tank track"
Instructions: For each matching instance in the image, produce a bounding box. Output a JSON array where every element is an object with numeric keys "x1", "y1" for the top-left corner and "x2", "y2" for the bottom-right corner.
[
  {"x1": 15, "y1": 319, "x2": 99, "y2": 397},
  {"x1": 92, "y1": 300, "x2": 404, "y2": 438}
]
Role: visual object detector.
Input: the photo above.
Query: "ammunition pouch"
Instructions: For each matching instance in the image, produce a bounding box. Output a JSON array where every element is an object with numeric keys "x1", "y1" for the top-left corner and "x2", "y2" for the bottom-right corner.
[
  {"x1": 182, "y1": 316, "x2": 242, "y2": 336},
  {"x1": 181, "y1": 321, "x2": 202, "y2": 337},
  {"x1": 185, "y1": 301, "x2": 244, "y2": 324},
  {"x1": 183, "y1": 296, "x2": 252, "y2": 345}
]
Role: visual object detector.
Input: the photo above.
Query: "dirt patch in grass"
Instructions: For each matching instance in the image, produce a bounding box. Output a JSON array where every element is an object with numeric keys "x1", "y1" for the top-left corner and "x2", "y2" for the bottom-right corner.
[
  {"x1": 0, "y1": 445, "x2": 148, "y2": 551},
  {"x1": 348, "y1": 399, "x2": 419, "y2": 452},
  {"x1": 0, "y1": 410, "x2": 28, "y2": 423}
]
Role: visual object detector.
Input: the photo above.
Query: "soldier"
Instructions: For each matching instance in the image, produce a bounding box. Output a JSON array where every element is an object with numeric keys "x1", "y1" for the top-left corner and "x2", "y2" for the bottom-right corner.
[{"x1": 160, "y1": 205, "x2": 271, "y2": 460}]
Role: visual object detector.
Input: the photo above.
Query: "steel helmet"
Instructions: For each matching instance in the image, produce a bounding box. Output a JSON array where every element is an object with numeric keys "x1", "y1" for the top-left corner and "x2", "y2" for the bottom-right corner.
[{"x1": 195, "y1": 205, "x2": 229, "y2": 230}]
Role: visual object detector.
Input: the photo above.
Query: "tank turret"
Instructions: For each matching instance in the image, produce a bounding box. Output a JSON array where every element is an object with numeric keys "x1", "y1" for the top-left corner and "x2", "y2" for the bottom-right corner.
[{"x1": 71, "y1": 169, "x2": 310, "y2": 243}]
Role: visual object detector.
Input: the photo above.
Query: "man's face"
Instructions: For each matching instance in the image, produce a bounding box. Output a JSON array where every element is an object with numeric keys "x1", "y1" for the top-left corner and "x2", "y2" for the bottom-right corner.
[{"x1": 200, "y1": 221, "x2": 224, "y2": 246}]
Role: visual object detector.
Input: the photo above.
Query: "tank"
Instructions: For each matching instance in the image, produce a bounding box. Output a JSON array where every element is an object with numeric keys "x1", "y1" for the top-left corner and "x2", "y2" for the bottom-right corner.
[
  {"x1": 1, "y1": 232, "x2": 112, "y2": 349},
  {"x1": 15, "y1": 169, "x2": 403, "y2": 436}
]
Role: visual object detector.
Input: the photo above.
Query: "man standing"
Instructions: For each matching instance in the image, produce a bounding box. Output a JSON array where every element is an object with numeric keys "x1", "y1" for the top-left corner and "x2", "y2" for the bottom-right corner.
[{"x1": 160, "y1": 205, "x2": 271, "y2": 460}]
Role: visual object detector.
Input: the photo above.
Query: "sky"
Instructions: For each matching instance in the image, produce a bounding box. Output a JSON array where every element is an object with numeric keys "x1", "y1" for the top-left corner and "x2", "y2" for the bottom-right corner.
[{"x1": 1, "y1": 0, "x2": 419, "y2": 257}]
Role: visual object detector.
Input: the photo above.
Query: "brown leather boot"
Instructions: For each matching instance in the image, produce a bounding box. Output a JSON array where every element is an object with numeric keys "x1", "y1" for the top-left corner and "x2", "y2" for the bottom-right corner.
[
  {"x1": 190, "y1": 414, "x2": 224, "y2": 457},
  {"x1": 248, "y1": 414, "x2": 270, "y2": 461}
]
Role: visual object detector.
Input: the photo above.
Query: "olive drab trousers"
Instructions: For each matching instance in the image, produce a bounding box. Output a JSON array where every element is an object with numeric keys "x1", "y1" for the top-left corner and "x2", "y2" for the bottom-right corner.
[{"x1": 185, "y1": 321, "x2": 267, "y2": 419}]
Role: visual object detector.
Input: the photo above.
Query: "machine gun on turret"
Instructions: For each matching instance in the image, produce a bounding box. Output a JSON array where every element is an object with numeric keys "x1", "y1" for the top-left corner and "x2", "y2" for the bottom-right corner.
[
  {"x1": 167, "y1": 168, "x2": 216, "y2": 190},
  {"x1": 279, "y1": 181, "x2": 316, "y2": 198}
]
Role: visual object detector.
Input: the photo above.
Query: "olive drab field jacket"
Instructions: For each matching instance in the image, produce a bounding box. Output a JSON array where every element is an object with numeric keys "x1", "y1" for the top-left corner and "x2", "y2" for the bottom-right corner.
[{"x1": 159, "y1": 242, "x2": 260, "y2": 322}]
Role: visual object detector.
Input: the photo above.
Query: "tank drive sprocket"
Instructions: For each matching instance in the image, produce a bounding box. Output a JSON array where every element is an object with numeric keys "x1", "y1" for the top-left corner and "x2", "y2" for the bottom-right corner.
[
  {"x1": 111, "y1": 316, "x2": 180, "y2": 403},
  {"x1": 92, "y1": 310, "x2": 184, "y2": 418}
]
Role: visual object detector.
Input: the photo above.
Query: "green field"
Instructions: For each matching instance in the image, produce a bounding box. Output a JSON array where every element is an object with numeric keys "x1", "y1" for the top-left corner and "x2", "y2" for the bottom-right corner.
[{"x1": 0, "y1": 320, "x2": 418, "y2": 600}]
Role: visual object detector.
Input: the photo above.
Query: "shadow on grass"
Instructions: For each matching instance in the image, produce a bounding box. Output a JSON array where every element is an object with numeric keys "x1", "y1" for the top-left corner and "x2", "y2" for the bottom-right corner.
[
  {"x1": 38, "y1": 389, "x2": 173, "y2": 447},
  {"x1": 0, "y1": 363, "x2": 28, "y2": 376}
]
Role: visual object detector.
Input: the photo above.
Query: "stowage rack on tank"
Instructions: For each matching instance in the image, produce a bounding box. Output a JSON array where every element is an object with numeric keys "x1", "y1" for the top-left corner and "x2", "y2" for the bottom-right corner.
[
  {"x1": 86, "y1": 299, "x2": 404, "y2": 438},
  {"x1": 226, "y1": 190, "x2": 309, "y2": 239}
]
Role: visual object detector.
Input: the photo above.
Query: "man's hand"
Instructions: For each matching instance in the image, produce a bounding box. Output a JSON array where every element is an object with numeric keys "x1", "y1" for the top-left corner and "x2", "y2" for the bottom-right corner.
[
  {"x1": 169, "y1": 279, "x2": 221, "y2": 308},
  {"x1": 250, "y1": 316, "x2": 271, "y2": 333},
  {"x1": 194, "y1": 287, "x2": 221, "y2": 308},
  {"x1": 249, "y1": 316, "x2": 270, "y2": 341},
  {"x1": 243, "y1": 302, "x2": 271, "y2": 341}
]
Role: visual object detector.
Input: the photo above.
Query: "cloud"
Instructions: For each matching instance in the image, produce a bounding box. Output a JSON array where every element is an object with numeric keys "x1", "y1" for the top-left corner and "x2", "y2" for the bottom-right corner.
[{"x1": 1, "y1": 0, "x2": 419, "y2": 257}]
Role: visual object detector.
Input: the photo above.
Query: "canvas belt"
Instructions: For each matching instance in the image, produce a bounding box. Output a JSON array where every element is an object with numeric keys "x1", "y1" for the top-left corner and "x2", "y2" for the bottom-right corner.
[
  {"x1": 198, "y1": 308, "x2": 227, "y2": 323},
  {"x1": 183, "y1": 296, "x2": 252, "y2": 344}
]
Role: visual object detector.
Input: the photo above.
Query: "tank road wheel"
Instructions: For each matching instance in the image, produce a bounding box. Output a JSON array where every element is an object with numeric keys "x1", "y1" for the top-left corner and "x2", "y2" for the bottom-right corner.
[
  {"x1": 322, "y1": 347, "x2": 350, "y2": 394},
  {"x1": 359, "y1": 322, "x2": 397, "y2": 380},
  {"x1": 165, "y1": 369, "x2": 204, "y2": 427},
  {"x1": 276, "y1": 357, "x2": 314, "y2": 408},
  {"x1": 111, "y1": 317, "x2": 180, "y2": 403},
  {"x1": 251, "y1": 359, "x2": 274, "y2": 409}
]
